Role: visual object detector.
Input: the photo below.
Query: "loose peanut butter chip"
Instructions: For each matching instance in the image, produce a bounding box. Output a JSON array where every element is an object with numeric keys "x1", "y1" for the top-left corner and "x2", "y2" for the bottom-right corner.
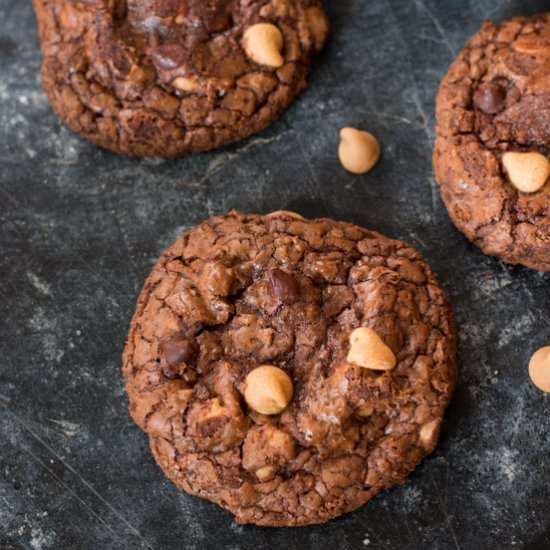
[
  {"x1": 502, "y1": 151, "x2": 550, "y2": 193},
  {"x1": 347, "y1": 327, "x2": 397, "y2": 371},
  {"x1": 529, "y1": 346, "x2": 550, "y2": 393},
  {"x1": 338, "y1": 127, "x2": 381, "y2": 175},
  {"x1": 244, "y1": 365, "x2": 293, "y2": 415}
]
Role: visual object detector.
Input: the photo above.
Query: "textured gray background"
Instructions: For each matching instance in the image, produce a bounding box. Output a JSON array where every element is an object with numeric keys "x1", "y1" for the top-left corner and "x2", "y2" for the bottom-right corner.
[{"x1": 1, "y1": 1, "x2": 550, "y2": 549}]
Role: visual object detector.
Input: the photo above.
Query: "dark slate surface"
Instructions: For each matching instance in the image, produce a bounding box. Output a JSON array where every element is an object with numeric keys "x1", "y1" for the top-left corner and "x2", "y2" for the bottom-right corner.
[{"x1": 1, "y1": 1, "x2": 550, "y2": 549}]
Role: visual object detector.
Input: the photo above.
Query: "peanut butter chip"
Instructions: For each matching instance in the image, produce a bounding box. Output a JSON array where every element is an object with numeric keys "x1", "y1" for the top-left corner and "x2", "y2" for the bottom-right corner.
[
  {"x1": 347, "y1": 327, "x2": 397, "y2": 371},
  {"x1": 529, "y1": 346, "x2": 550, "y2": 392},
  {"x1": 172, "y1": 76, "x2": 198, "y2": 93},
  {"x1": 244, "y1": 365, "x2": 293, "y2": 415},
  {"x1": 502, "y1": 151, "x2": 550, "y2": 193},
  {"x1": 243, "y1": 23, "x2": 284, "y2": 68}
]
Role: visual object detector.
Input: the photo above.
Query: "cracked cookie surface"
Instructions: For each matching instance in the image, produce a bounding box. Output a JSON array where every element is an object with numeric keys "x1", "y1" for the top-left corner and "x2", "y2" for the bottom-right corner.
[
  {"x1": 434, "y1": 13, "x2": 550, "y2": 271},
  {"x1": 32, "y1": 0, "x2": 329, "y2": 157},
  {"x1": 122, "y1": 211, "x2": 457, "y2": 526}
]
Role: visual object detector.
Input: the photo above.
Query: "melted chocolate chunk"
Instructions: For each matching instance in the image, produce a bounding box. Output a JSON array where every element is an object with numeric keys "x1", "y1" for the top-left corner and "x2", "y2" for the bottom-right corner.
[
  {"x1": 161, "y1": 363, "x2": 180, "y2": 380},
  {"x1": 111, "y1": 0, "x2": 127, "y2": 20},
  {"x1": 268, "y1": 269, "x2": 300, "y2": 304},
  {"x1": 161, "y1": 335, "x2": 196, "y2": 366},
  {"x1": 150, "y1": 43, "x2": 187, "y2": 70}
]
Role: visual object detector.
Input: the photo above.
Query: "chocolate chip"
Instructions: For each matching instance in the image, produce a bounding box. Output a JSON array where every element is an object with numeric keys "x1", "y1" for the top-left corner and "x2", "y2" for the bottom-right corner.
[
  {"x1": 185, "y1": 0, "x2": 233, "y2": 33},
  {"x1": 153, "y1": 0, "x2": 187, "y2": 18},
  {"x1": 161, "y1": 335, "x2": 196, "y2": 366},
  {"x1": 473, "y1": 82, "x2": 507, "y2": 114},
  {"x1": 111, "y1": 44, "x2": 132, "y2": 74},
  {"x1": 268, "y1": 269, "x2": 300, "y2": 304},
  {"x1": 162, "y1": 364, "x2": 180, "y2": 380},
  {"x1": 150, "y1": 43, "x2": 187, "y2": 70},
  {"x1": 183, "y1": 369, "x2": 198, "y2": 384},
  {"x1": 112, "y1": 0, "x2": 127, "y2": 20},
  {"x1": 506, "y1": 85, "x2": 521, "y2": 107}
]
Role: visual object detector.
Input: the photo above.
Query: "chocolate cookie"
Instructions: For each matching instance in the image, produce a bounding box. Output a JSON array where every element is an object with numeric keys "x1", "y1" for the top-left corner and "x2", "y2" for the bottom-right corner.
[
  {"x1": 122, "y1": 211, "x2": 457, "y2": 526},
  {"x1": 434, "y1": 14, "x2": 550, "y2": 271},
  {"x1": 32, "y1": 0, "x2": 329, "y2": 157},
  {"x1": 123, "y1": 212, "x2": 457, "y2": 526}
]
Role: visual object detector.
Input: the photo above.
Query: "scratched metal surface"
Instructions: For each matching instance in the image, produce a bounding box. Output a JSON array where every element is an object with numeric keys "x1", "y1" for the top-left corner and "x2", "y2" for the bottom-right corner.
[{"x1": 1, "y1": 1, "x2": 550, "y2": 549}]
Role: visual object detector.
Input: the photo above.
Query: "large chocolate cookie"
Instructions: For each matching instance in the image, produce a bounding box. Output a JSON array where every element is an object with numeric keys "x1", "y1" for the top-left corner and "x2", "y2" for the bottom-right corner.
[
  {"x1": 122, "y1": 211, "x2": 457, "y2": 526},
  {"x1": 434, "y1": 14, "x2": 550, "y2": 271},
  {"x1": 32, "y1": 0, "x2": 329, "y2": 157}
]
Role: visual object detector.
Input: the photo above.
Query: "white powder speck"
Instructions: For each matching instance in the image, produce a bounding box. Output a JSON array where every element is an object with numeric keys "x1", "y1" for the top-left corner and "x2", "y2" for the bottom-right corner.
[
  {"x1": 27, "y1": 272, "x2": 52, "y2": 297},
  {"x1": 500, "y1": 447, "x2": 519, "y2": 482},
  {"x1": 30, "y1": 526, "x2": 55, "y2": 550},
  {"x1": 477, "y1": 273, "x2": 512, "y2": 298},
  {"x1": 497, "y1": 312, "x2": 536, "y2": 348},
  {"x1": 230, "y1": 523, "x2": 244, "y2": 535}
]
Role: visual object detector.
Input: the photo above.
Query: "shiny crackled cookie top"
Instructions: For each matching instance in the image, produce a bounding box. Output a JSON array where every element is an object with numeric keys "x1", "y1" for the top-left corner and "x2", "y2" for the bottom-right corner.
[{"x1": 122, "y1": 211, "x2": 456, "y2": 526}]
